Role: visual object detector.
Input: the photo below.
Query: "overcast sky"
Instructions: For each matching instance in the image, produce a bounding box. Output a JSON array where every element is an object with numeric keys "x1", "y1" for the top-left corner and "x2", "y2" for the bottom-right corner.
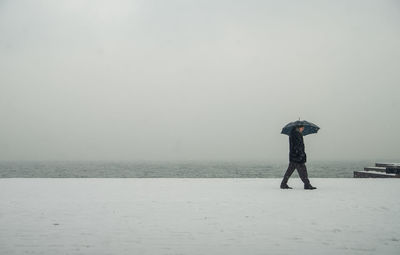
[{"x1": 0, "y1": 0, "x2": 399, "y2": 161}]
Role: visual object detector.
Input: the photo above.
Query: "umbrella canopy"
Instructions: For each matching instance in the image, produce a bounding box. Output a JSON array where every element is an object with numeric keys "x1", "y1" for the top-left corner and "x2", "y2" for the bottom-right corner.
[{"x1": 281, "y1": 120, "x2": 320, "y2": 136}]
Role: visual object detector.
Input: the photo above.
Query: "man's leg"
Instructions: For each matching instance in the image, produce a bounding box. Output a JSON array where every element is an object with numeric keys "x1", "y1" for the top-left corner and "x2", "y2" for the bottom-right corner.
[
  {"x1": 295, "y1": 163, "x2": 311, "y2": 185},
  {"x1": 296, "y1": 163, "x2": 316, "y2": 189},
  {"x1": 281, "y1": 162, "x2": 296, "y2": 187}
]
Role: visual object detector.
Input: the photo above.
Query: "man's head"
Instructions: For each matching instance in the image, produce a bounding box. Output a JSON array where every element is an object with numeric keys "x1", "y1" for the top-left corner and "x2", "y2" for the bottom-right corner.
[{"x1": 297, "y1": 125, "x2": 305, "y2": 133}]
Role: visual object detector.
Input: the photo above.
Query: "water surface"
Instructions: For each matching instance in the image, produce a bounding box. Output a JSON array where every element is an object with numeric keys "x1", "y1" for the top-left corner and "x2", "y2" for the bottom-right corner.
[{"x1": 0, "y1": 160, "x2": 375, "y2": 178}]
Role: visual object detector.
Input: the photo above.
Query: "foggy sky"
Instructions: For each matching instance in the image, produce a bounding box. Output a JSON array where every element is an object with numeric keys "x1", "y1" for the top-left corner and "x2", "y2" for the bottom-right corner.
[{"x1": 1, "y1": 0, "x2": 399, "y2": 161}]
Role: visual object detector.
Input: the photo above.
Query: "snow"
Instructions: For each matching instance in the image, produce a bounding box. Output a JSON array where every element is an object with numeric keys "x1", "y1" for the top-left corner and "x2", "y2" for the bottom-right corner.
[{"x1": 0, "y1": 178, "x2": 399, "y2": 255}]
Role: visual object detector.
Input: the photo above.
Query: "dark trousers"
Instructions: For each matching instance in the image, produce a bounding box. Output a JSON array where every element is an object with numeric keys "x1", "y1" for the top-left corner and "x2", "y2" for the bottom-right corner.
[{"x1": 281, "y1": 162, "x2": 311, "y2": 185}]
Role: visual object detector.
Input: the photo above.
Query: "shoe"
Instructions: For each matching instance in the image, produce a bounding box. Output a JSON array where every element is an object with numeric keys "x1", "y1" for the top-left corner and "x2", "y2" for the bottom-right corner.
[
  {"x1": 280, "y1": 184, "x2": 293, "y2": 189},
  {"x1": 304, "y1": 184, "x2": 317, "y2": 190}
]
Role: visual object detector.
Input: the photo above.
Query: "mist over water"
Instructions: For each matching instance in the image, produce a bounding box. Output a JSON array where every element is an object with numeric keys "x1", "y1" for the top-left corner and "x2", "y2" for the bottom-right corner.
[
  {"x1": 0, "y1": 160, "x2": 379, "y2": 178},
  {"x1": 1, "y1": 1, "x2": 399, "y2": 163}
]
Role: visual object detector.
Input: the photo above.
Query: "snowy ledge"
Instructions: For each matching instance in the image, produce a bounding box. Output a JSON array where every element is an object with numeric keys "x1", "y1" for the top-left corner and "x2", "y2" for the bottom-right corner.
[{"x1": 1, "y1": 178, "x2": 399, "y2": 255}]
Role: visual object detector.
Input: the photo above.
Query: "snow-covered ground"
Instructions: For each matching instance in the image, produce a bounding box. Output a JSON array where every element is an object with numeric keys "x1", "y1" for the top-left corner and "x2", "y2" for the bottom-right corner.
[{"x1": 0, "y1": 178, "x2": 399, "y2": 255}]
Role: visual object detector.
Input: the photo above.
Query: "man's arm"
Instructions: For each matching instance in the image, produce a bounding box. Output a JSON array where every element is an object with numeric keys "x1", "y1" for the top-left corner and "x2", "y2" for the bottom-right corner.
[{"x1": 293, "y1": 132, "x2": 306, "y2": 160}]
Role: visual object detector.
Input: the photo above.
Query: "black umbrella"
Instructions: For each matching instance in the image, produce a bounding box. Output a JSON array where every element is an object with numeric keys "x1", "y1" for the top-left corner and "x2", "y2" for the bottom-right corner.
[{"x1": 281, "y1": 120, "x2": 320, "y2": 136}]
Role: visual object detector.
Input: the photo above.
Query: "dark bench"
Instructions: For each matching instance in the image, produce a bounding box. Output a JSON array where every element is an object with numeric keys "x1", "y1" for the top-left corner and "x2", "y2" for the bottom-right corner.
[{"x1": 386, "y1": 166, "x2": 400, "y2": 174}]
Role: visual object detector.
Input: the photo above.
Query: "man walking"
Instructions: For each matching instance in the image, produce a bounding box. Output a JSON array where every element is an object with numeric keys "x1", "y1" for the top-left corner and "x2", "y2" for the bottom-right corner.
[{"x1": 280, "y1": 125, "x2": 317, "y2": 190}]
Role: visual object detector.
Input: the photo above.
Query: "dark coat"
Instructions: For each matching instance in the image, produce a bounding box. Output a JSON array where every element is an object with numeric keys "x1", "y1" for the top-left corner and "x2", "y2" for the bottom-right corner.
[{"x1": 289, "y1": 128, "x2": 307, "y2": 163}]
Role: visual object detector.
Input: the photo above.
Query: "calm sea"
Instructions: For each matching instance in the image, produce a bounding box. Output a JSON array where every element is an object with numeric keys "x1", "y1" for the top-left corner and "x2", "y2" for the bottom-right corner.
[{"x1": 0, "y1": 160, "x2": 376, "y2": 178}]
